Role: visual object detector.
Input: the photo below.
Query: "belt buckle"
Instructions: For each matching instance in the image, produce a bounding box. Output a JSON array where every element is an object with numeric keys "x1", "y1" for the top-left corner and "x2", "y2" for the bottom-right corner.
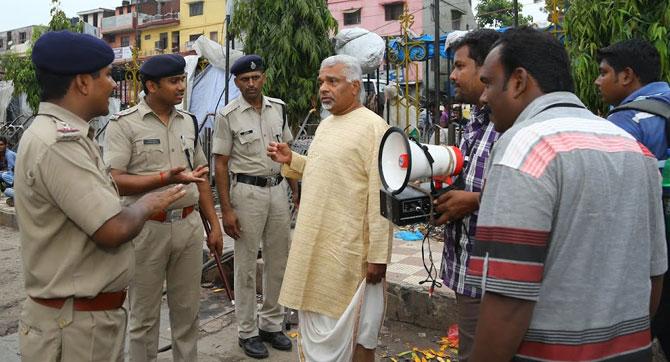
[
  {"x1": 265, "y1": 176, "x2": 274, "y2": 187},
  {"x1": 165, "y1": 209, "x2": 182, "y2": 223}
]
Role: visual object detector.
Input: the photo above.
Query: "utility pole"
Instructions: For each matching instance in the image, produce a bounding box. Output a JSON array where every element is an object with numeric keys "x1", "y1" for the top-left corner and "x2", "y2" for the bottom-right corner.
[
  {"x1": 433, "y1": 0, "x2": 440, "y2": 143},
  {"x1": 224, "y1": 14, "x2": 231, "y2": 104},
  {"x1": 513, "y1": 0, "x2": 519, "y2": 27}
]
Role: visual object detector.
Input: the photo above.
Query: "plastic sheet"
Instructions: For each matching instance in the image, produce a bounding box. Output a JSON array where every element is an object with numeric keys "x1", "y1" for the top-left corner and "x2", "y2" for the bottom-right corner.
[
  {"x1": 0, "y1": 81, "x2": 14, "y2": 125},
  {"x1": 334, "y1": 27, "x2": 385, "y2": 73},
  {"x1": 192, "y1": 35, "x2": 244, "y2": 71}
]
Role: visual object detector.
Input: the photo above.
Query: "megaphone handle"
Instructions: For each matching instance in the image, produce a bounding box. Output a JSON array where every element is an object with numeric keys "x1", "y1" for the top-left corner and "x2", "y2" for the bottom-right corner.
[{"x1": 410, "y1": 138, "x2": 436, "y2": 194}]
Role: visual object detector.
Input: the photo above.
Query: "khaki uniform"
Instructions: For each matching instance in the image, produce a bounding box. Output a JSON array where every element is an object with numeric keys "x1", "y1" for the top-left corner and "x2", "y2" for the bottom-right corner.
[
  {"x1": 212, "y1": 95, "x2": 292, "y2": 339},
  {"x1": 104, "y1": 99, "x2": 207, "y2": 362},
  {"x1": 15, "y1": 102, "x2": 128, "y2": 361}
]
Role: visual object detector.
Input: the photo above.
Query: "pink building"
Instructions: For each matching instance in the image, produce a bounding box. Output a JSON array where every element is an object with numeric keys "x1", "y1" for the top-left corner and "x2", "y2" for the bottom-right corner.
[
  {"x1": 327, "y1": 0, "x2": 475, "y2": 37},
  {"x1": 327, "y1": 0, "x2": 475, "y2": 93}
]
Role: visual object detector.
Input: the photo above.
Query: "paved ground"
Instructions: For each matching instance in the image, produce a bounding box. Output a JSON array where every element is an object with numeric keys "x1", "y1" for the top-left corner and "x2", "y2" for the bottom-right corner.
[
  {"x1": 0, "y1": 222, "x2": 456, "y2": 361},
  {"x1": 0, "y1": 213, "x2": 666, "y2": 361}
]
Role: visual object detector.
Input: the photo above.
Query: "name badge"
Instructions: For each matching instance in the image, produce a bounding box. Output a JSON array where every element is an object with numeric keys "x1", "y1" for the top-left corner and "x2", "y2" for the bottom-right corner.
[
  {"x1": 143, "y1": 138, "x2": 161, "y2": 145},
  {"x1": 239, "y1": 130, "x2": 254, "y2": 136}
]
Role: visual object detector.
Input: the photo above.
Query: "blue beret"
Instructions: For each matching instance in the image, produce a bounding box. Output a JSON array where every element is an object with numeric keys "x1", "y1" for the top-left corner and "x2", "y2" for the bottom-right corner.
[
  {"x1": 231, "y1": 55, "x2": 264, "y2": 76},
  {"x1": 140, "y1": 54, "x2": 185, "y2": 78},
  {"x1": 32, "y1": 31, "x2": 114, "y2": 75}
]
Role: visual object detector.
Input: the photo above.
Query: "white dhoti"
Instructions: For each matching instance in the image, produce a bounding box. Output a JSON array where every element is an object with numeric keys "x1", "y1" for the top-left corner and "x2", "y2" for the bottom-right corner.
[{"x1": 298, "y1": 280, "x2": 386, "y2": 362}]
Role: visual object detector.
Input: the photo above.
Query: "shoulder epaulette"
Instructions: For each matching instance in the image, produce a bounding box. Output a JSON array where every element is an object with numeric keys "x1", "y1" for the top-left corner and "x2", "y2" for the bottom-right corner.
[
  {"x1": 51, "y1": 117, "x2": 83, "y2": 142},
  {"x1": 220, "y1": 101, "x2": 240, "y2": 118},
  {"x1": 266, "y1": 97, "x2": 286, "y2": 106},
  {"x1": 177, "y1": 108, "x2": 194, "y2": 116},
  {"x1": 110, "y1": 106, "x2": 139, "y2": 121}
]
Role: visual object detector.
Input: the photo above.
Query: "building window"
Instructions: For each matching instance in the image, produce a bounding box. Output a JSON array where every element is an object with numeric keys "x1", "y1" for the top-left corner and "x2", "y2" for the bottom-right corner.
[
  {"x1": 83, "y1": 14, "x2": 89, "y2": 23},
  {"x1": 144, "y1": 34, "x2": 151, "y2": 40},
  {"x1": 384, "y1": 2, "x2": 404, "y2": 21},
  {"x1": 121, "y1": 35, "x2": 130, "y2": 47},
  {"x1": 6, "y1": 32, "x2": 11, "y2": 43},
  {"x1": 451, "y1": 9, "x2": 463, "y2": 30},
  {"x1": 209, "y1": 31, "x2": 218, "y2": 42},
  {"x1": 158, "y1": 32, "x2": 168, "y2": 50},
  {"x1": 171, "y1": 31, "x2": 180, "y2": 52},
  {"x1": 93, "y1": 13, "x2": 98, "y2": 27},
  {"x1": 343, "y1": 9, "x2": 361, "y2": 25},
  {"x1": 189, "y1": 2, "x2": 204, "y2": 16},
  {"x1": 0, "y1": 39, "x2": 3, "y2": 49},
  {"x1": 19, "y1": 32, "x2": 26, "y2": 44}
]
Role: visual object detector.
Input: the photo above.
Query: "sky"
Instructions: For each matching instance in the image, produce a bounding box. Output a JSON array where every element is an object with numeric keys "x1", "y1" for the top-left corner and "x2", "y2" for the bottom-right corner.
[
  {"x1": 471, "y1": 0, "x2": 549, "y2": 27},
  {"x1": 1, "y1": 0, "x2": 122, "y2": 31}
]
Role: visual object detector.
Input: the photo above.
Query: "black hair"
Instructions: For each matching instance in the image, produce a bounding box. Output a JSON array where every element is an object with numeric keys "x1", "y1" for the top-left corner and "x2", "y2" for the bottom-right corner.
[
  {"x1": 597, "y1": 39, "x2": 661, "y2": 85},
  {"x1": 493, "y1": 27, "x2": 574, "y2": 93},
  {"x1": 35, "y1": 68, "x2": 75, "y2": 101},
  {"x1": 35, "y1": 69, "x2": 102, "y2": 102},
  {"x1": 0, "y1": 136, "x2": 7, "y2": 145},
  {"x1": 450, "y1": 29, "x2": 501, "y2": 66},
  {"x1": 141, "y1": 74, "x2": 161, "y2": 94}
]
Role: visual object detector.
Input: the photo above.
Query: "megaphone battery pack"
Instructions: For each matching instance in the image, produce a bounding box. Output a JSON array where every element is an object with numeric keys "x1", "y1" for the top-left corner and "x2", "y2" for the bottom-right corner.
[{"x1": 380, "y1": 183, "x2": 444, "y2": 226}]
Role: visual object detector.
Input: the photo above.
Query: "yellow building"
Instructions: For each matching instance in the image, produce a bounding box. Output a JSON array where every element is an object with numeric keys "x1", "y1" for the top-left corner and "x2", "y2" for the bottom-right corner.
[{"x1": 139, "y1": 0, "x2": 227, "y2": 57}]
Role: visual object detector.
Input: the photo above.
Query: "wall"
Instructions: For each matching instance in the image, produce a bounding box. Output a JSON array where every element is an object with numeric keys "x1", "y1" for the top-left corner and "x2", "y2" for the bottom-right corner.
[
  {"x1": 178, "y1": 0, "x2": 226, "y2": 46},
  {"x1": 328, "y1": 0, "x2": 425, "y2": 36},
  {"x1": 139, "y1": 0, "x2": 226, "y2": 56},
  {"x1": 0, "y1": 26, "x2": 38, "y2": 55}
]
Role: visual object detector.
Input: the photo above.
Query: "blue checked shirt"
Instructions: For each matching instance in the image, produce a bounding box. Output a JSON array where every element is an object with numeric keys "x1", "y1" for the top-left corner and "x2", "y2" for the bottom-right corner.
[{"x1": 440, "y1": 106, "x2": 498, "y2": 298}]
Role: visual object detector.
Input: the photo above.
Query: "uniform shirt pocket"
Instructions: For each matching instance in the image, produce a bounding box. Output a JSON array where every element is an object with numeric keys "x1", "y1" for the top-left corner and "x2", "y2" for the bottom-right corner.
[
  {"x1": 236, "y1": 129, "x2": 261, "y2": 155},
  {"x1": 133, "y1": 138, "x2": 165, "y2": 172}
]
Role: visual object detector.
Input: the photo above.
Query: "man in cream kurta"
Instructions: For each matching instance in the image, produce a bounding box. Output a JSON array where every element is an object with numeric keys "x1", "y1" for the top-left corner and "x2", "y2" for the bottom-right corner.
[{"x1": 268, "y1": 54, "x2": 393, "y2": 361}]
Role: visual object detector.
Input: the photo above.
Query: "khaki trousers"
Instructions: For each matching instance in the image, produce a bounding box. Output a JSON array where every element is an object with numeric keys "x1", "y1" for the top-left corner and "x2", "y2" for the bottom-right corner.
[
  {"x1": 128, "y1": 210, "x2": 203, "y2": 362},
  {"x1": 231, "y1": 181, "x2": 291, "y2": 339},
  {"x1": 19, "y1": 297, "x2": 127, "y2": 362},
  {"x1": 456, "y1": 293, "x2": 481, "y2": 362}
]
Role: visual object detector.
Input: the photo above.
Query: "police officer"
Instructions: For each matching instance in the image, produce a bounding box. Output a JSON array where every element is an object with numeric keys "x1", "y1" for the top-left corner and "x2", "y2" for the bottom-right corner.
[
  {"x1": 16, "y1": 30, "x2": 185, "y2": 362},
  {"x1": 213, "y1": 54, "x2": 297, "y2": 359},
  {"x1": 104, "y1": 54, "x2": 223, "y2": 362}
]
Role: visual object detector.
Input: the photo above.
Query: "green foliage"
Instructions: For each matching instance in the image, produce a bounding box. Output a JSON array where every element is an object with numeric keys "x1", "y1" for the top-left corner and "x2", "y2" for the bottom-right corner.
[
  {"x1": 544, "y1": 0, "x2": 569, "y2": 15},
  {"x1": 229, "y1": 0, "x2": 337, "y2": 129},
  {"x1": 475, "y1": 0, "x2": 533, "y2": 28},
  {"x1": 1, "y1": 53, "x2": 40, "y2": 113},
  {"x1": 565, "y1": 0, "x2": 670, "y2": 113},
  {"x1": 0, "y1": 0, "x2": 82, "y2": 113}
]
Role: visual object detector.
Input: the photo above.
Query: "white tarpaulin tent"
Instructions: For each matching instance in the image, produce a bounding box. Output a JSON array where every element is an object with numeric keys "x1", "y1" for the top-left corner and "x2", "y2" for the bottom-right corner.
[{"x1": 188, "y1": 36, "x2": 243, "y2": 132}]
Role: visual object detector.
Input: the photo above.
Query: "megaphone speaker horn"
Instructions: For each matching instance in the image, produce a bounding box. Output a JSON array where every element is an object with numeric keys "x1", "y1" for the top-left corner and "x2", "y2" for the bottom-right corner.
[
  {"x1": 378, "y1": 127, "x2": 464, "y2": 195},
  {"x1": 378, "y1": 127, "x2": 411, "y2": 195}
]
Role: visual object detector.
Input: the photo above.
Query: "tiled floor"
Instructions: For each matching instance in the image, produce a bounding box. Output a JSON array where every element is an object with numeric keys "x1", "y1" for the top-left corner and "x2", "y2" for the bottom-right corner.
[{"x1": 387, "y1": 235, "x2": 456, "y2": 298}]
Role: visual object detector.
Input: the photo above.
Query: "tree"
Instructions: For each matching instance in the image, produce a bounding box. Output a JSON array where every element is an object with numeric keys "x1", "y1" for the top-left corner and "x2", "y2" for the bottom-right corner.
[
  {"x1": 475, "y1": 0, "x2": 533, "y2": 28},
  {"x1": 229, "y1": 0, "x2": 337, "y2": 129},
  {"x1": 565, "y1": 0, "x2": 670, "y2": 113},
  {"x1": 0, "y1": 0, "x2": 81, "y2": 113},
  {"x1": 543, "y1": 0, "x2": 569, "y2": 24}
]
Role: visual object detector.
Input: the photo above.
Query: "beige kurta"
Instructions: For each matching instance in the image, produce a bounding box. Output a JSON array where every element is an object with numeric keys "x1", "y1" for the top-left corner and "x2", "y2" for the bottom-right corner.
[{"x1": 278, "y1": 106, "x2": 393, "y2": 319}]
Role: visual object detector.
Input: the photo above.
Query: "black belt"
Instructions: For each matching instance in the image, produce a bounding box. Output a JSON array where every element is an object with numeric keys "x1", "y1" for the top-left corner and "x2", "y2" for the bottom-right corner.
[{"x1": 236, "y1": 174, "x2": 283, "y2": 187}]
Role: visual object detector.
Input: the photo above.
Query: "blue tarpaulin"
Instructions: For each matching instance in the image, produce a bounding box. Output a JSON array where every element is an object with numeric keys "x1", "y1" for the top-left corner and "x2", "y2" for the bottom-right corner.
[{"x1": 386, "y1": 26, "x2": 561, "y2": 63}]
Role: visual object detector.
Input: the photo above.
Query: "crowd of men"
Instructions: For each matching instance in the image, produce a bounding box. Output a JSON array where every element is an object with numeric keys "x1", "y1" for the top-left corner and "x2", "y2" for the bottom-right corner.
[{"x1": 10, "y1": 25, "x2": 670, "y2": 362}]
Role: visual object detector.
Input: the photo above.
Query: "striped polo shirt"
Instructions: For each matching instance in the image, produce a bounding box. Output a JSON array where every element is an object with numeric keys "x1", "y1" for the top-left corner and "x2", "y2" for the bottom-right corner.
[{"x1": 466, "y1": 92, "x2": 668, "y2": 361}]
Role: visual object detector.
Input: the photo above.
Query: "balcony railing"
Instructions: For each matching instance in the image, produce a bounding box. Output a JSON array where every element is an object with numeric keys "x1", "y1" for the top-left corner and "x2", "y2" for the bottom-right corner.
[
  {"x1": 101, "y1": 13, "x2": 134, "y2": 34},
  {"x1": 137, "y1": 12, "x2": 179, "y2": 29}
]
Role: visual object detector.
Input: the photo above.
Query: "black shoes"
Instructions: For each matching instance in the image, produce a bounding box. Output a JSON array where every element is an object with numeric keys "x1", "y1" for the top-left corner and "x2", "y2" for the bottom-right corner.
[
  {"x1": 259, "y1": 329, "x2": 293, "y2": 351},
  {"x1": 239, "y1": 336, "x2": 268, "y2": 359},
  {"x1": 239, "y1": 330, "x2": 293, "y2": 358}
]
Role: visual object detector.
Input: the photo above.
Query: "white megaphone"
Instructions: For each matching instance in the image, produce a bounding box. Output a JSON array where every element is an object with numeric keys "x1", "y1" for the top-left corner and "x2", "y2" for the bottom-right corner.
[{"x1": 378, "y1": 127, "x2": 464, "y2": 194}]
